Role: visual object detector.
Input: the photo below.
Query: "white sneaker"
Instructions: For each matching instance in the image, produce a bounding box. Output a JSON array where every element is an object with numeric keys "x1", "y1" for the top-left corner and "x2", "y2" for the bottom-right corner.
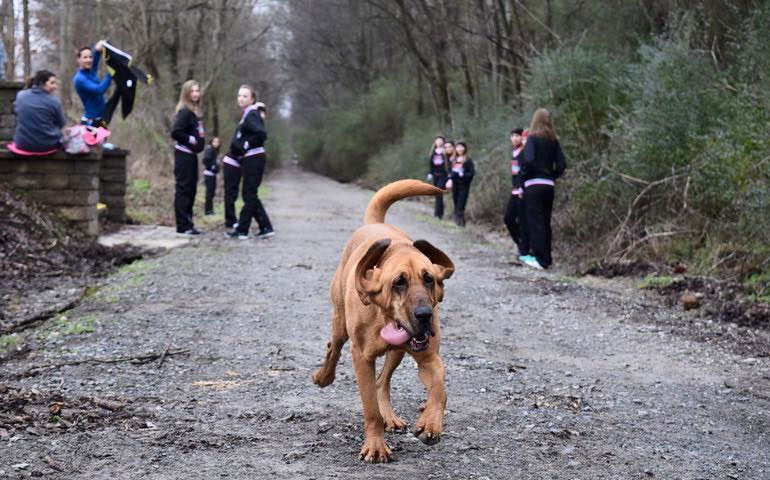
[{"x1": 225, "y1": 231, "x2": 249, "y2": 240}]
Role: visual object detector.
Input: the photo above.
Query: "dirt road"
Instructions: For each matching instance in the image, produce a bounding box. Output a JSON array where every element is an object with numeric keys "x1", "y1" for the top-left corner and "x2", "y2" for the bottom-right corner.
[{"x1": 2, "y1": 169, "x2": 769, "y2": 479}]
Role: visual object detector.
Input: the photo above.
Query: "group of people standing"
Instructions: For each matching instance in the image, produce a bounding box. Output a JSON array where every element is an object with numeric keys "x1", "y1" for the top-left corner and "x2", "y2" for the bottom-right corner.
[
  {"x1": 426, "y1": 108, "x2": 566, "y2": 270},
  {"x1": 170, "y1": 82, "x2": 274, "y2": 239},
  {"x1": 427, "y1": 137, "x2": 475, "y2": 226},
  {"x1": 504, "y1": 108, "x2": 566, "y2": 270}
]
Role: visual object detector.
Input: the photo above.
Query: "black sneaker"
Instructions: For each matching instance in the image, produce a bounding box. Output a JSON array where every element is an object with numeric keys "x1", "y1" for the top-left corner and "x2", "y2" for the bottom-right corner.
[
  {"x1": 225, "y1": 230, "x2": 249, "y2": 240},
  {"x1": 256, "y1": 229, "x2": 275, "y2": 239},
  {"x1": 178, "y1": 228, "x2": 201, "y2": 235}
]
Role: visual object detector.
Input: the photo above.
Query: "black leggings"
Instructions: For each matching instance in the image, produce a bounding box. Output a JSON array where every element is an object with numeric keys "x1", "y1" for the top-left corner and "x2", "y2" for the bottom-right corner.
[
  {"x1": 433, "y1": 174, "x2": 447, "y2": 218},
  {"x1": 204, "y1": 174, "x2": 216, "y2": 214},
  {"x1": 524, "y1": 184, "x2": 554, "y2": 268},
  {"x1": 504, "y1": 194, "x2": 529, "y2": 255},
  {"x1": 452, "y1": 182, "x2": 471, "y2": 226},
  {"x1": 236, "y1": 153, "x2": 273, "y2": 234},
  {"x1": 173, "y1": 150, "x2": 198, "y2": 233},
  {"x1": 223, "y1": 161, "x2": 242, "y2": 228}
]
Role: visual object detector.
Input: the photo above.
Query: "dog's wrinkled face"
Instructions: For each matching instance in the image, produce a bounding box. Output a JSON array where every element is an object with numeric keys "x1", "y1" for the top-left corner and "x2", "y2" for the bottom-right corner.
[{"x1": 356, "y1": 239, "x2": 454, "y2": 352}]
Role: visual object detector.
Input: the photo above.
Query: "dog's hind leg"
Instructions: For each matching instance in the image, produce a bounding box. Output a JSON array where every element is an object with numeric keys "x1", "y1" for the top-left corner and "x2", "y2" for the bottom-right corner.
[
  {"x1": 412, "y1": 353, "x2": 447, "y2": 446},
  {"x1": 376, "y1": 350, "x2": 408, "y2": 431},
  {"x1": 312, "y1": 308, "x2": 348, "y2": 388}
]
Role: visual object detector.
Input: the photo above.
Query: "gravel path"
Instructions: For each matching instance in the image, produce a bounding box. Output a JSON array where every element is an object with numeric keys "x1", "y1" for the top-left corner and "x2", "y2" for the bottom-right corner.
[{"x1": 2, "y1": 168, "x2": 769, "y2": 479}]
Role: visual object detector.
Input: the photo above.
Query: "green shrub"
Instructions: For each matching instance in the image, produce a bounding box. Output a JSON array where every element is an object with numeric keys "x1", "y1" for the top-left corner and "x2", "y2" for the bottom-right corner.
[{"x1": 293, "y1": 79, "x2": 412, "y2": 182}]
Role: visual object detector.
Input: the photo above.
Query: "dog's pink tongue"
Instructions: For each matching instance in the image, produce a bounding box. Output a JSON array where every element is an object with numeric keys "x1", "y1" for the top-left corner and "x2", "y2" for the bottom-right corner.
[{"x1": 380, "y1": 322, "x2": 411, "y2": 345}]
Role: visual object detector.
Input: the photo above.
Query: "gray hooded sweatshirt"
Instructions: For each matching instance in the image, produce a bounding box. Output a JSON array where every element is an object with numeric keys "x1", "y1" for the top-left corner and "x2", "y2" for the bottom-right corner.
[{"x1": 13, "y1": 86, "x2": 66, "y2": 151}]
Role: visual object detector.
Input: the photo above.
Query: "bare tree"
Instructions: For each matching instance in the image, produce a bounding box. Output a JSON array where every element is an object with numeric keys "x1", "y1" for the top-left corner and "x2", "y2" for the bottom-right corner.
[
  {"x1": 0, "y1": 0, "x2": 15, "y2": 79},
  {"x1": 23, "y1": 0, "x2": 31, "y2": 78}
]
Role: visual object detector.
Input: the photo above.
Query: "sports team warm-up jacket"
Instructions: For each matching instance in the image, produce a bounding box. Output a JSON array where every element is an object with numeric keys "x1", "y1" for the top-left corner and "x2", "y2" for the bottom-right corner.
[
  {"x1": 102, "y1": 41, "x2": 152, "y2": 124},
  {"x1": 229, "y1": 104, "x2": 267, "y2": 157},
  {"x1": 171, "y1": 107, "x2": 205, "y2": 155}
]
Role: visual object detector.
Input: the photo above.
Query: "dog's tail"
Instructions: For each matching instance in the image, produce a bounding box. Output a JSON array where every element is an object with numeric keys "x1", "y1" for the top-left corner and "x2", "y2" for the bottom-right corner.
[{"x1": 364, "y1": 179, "x2": 444, "y2": 225}]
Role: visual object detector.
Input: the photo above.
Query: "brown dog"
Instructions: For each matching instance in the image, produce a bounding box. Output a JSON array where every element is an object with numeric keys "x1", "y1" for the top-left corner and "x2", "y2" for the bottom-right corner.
[{"x1": 313, "y1": 179, "x2": 455, "y2": 463}]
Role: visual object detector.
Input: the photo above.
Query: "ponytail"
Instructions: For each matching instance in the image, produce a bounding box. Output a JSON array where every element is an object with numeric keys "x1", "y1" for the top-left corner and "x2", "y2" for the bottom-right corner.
[{"x1": 25, "y1": 70, "x2": 56, "y2": 89}]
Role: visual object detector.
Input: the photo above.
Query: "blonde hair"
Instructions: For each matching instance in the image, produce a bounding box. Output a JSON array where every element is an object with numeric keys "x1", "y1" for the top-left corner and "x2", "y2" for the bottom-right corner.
[
  {"x1": 428, "y1": 135, "x2": 445, "y2": 156},
  {"x1": 176, "y1": 80, "x2": 202, "y2": 116},
  {"x1": 528, "y1": 108, "x2": 557, "y2": 140}
]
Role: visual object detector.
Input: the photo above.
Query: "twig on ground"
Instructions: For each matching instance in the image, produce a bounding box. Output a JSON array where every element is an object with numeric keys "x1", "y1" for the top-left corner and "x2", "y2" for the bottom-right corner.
[
  {"x1": 0, "y1": 289, "x2": 85, "y2": 335},
  {"x1": 157, "y1": 338, "x2": 174, "y2": 369},
  {"x1": 11, "y1": 349, "x2": 190, "y2": 379}
]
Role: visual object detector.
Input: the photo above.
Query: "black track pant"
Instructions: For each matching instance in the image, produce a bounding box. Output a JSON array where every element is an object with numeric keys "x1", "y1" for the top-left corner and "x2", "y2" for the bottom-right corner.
[
  {"x1": 204, "y1": 174, "x2": 216, "y2": 214},
  {"x1": 524, "y1": 184, "x2": 554, "y2": 268},
  {"x1": 174, "y1": 150, "x2": 198, "y2": 233},
  {"x1": 236, "y1": 153, "x2": 273, "y2": 234},
  {"x1": 452, "y1": 182, "x2": 471, "y2": 226},
  {"x1": 433, "y1": 174, "x2": 447, "y2": 219},
  {"x1": 504, "y1": 194, "x2": 529, "y2": 255},
  {"x1": 223, "y1": 162, "x2": 242, "y2": 228}
]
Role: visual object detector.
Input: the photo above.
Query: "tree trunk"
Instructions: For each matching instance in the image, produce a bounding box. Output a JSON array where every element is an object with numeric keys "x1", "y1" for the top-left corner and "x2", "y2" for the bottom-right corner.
[
  {"x1": 210, "y1": 93, "x2": 219, "y2": 136},
  {"x1": 22, "y1": 0, "x2": 30, "y2": 78},
  {"x1": 459, "y1": 48, "x2": 476, "y2": 117},
  {"x1": 416, "y1": 67, "x2": 424, "y2": 117},
  {"x1": 58, "y1": 0, "x2": 72, "y2": 109},
  {"x1": 170, "y1": 10, "x2": 181, "y2": 92},
  {"x1": 0, "y1": 0, "x2": 15, "y2": 79}
]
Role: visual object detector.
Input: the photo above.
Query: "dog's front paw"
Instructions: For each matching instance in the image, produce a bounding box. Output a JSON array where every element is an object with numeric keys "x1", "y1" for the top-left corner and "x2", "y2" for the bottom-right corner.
[
  {"x1": 359, "y1": 436, "x2": 392, "y2": 463},
  {"x1": 413, "y1": 413, "x2": 442, "y2": 446},
  {"x1": 312, "y1": 369, "x2": 334, "y2": 387},
  {"x1": 383, "y1": 414, "x2": 408, "y2": 432}
]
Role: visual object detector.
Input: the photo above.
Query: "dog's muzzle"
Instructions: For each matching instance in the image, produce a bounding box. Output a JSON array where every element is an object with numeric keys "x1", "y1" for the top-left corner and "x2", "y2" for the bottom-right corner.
[{"x1": 409, "y1": 305, "x2": 434, "y2": 352}]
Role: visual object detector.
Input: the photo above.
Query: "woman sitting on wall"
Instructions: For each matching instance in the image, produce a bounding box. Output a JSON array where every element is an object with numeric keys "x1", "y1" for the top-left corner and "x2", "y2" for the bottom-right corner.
[{"x1": 11, "y1": 70, "x2": 66, "y2": 154}]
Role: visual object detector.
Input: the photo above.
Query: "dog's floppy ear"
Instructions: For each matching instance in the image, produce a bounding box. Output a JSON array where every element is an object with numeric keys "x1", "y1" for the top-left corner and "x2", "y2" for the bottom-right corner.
[
  {"x1": 355, "y1": 238, "x2": 391, "y2": 306},
  {"x1": 413, "y1": 239, "x2": 454, "y2": 281}
]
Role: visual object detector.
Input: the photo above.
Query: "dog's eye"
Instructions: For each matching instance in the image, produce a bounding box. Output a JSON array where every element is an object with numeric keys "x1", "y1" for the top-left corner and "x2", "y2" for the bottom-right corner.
[
  {"x1": 424, "y1": 273, "x2": 434, "y2": 285},
  {"x1": 394, "y1": 276, "x2": 407, "y2": 289}
]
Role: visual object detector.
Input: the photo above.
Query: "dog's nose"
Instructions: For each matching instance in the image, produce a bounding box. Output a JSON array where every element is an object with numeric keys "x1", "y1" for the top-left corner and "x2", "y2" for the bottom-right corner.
[{"x1": 414, "y1": 305, "x2": 433, "y2": 324}]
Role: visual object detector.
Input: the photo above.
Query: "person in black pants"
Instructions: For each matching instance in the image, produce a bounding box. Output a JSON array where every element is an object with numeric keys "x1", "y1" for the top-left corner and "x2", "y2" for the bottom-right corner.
[
  {"x1": 520, "y1": 108, "x2": 567, "y2": 269},
  {"x1": 503, "y1": 128, "x2": 530, "y2": 258},
  {"x1": 170, "y1": 80, "x2": 205, "y2": 235},
  {"x1": 448, "y1": 141, "x2": 475, "y2": 227},
  {"x1": 222, "y1": 153, "x2": 242, "y2": 228},
  {"x1": 226, "y1": 87, "x2": 274, "y2": 239},
  {"x1": 426, "y1": 136, "x2": 449, "y2": 219},
  {"x1": 202, "y1": 137, "x2": 220, "y2": 215}
]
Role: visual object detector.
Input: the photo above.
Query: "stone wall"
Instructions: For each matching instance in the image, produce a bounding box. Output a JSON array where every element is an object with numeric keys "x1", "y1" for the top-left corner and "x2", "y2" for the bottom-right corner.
[
  {"x1": 0, "y1": 151, "x2": 101, "y2": 236},
  {"x1": 100, "y1": 148, "x2": 129, "y2": 223},
  {"x1": 0, "y1": 81, "x2": 131, "y2": 236},
  {"x1": 0, "y1": 81, "x2": 24, "y2": 143}
]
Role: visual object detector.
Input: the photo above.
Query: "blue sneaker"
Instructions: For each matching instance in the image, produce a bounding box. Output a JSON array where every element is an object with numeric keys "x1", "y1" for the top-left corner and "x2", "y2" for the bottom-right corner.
[{"x1": 522, "y1": 256, "x2": 544, "y2": 270}]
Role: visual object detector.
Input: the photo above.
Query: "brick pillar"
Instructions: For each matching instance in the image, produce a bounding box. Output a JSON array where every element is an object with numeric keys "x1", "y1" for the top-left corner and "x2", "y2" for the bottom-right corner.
[
  {"x1": 100, "y1": 148, "x2": 129, "y2": 223},
  {"x1": 0, "y1": 81, "x2": 24, "y2": 143}
]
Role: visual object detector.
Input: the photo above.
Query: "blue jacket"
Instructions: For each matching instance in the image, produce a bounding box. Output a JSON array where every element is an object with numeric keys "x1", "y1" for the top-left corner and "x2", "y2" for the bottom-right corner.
[
  {"x1": 13, "y1": 87, "x2": 66, "y2": 151},
  {"x1": 73, "y1": 48, "x2": 112, "y2": 120}
]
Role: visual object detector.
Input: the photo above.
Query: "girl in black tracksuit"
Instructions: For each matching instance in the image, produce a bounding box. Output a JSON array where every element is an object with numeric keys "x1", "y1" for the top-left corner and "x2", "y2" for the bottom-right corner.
[
  {"x1": 171, "y1": 80, "x2": 205, "y2": 234},
  {"x1": 521, "y1": 108, "x2": 567, "y2": 269},
  {"x1": 449, "y1": 141, "x2": 475, "y2": 227},
  {"x1": 227, "y1": 90, "x2": 273, "y2": 238},
  {"x1": 504, "y1": 128, "x2": 529, "y2": 257},
  {"x1": 202, "y1": 137, "x2": 220, "y2": 215},
  {"x1": 426, "y1": 136, "x2": 449, "y2": 219}
]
